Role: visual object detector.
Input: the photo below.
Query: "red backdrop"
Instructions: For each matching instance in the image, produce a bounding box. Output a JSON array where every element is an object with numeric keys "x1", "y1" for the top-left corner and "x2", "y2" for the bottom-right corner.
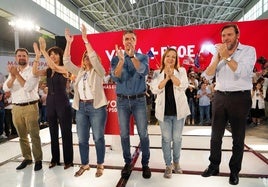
[
  {"x1": 70, "y1": 19, "x2": 268, "y2": 72},
  {"x1": 70, "y1": 19, "x2": 268, "y2": 135}
]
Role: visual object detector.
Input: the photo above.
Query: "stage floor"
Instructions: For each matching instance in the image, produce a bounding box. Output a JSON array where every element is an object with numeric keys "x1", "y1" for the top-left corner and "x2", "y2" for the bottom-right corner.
[{"x1": 0, "y1": 125, "x2": 267, "y2": 187}]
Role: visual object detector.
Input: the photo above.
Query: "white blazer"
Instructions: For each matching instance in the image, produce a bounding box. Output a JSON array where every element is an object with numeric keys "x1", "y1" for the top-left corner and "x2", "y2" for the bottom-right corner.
[
  {"x1": 150, "y1": 67, "x2": 190, "y2": 122},
  {"x1": 63, "y1": 51, "x2": 107, "y2": 110}
]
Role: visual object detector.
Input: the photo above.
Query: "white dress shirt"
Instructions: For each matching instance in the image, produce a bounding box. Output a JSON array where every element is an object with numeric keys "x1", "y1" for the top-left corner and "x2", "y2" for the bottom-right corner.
[
  {"x1": 3, "y1": 65, "x2": 39, "y2": 104},
  {"x1": 203, "y1": 43, "x2": 256, "y2": 91}
]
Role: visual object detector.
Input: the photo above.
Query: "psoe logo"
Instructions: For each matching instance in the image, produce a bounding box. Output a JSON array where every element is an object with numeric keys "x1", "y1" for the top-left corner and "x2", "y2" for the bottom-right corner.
[{"x1": 107, "y1": 100, "x2": 117, "y2": 112}]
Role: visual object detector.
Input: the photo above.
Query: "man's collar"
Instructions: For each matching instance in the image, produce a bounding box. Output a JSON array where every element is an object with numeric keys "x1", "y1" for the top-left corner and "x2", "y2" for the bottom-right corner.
[{"x1": 18, "y1": 64, "x2": 29, "y2": 72}]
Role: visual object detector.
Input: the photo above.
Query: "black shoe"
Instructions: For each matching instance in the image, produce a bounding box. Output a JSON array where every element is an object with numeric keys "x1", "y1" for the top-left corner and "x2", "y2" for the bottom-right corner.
[
  {"x1": 121, "y1": 164, "x2": 132, "y2": 179},
  {"x1": 201, "y1": 167, "x2": 219, "y2": 177},
  {"x1": 16, "y1": 160, "x2": 32, "y2": 170},
  {"x1": 229, "y1": 173, "x2": 239, "y2": 185},
  {"x1": 34, "y1": 161, "x2": 42, "y2": 171},
  {"x1": 142, "y1": 166, "x2": 151, "y2": 179}
]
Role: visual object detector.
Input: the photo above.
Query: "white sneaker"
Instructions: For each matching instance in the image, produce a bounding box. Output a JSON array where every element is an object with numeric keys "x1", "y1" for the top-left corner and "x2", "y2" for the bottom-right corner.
[{"x1": 0, "y1": 134, "x2": 7, "y2": 139}]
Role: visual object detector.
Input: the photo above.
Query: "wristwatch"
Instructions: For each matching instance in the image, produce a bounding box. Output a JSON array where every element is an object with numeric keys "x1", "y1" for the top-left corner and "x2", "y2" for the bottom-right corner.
[
  {"x1": 130, "y1": 55, "x2": 136, "y2": 59},
  {"x1": 225, "y1": 57, "x2": 232, "y2": 62}
]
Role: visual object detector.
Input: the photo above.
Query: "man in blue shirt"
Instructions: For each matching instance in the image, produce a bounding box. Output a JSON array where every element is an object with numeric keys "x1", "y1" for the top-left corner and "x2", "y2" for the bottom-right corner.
[
  {"x1": 201, "y1": 24, "x2": 256, "y2": 185},
  {"x1": 111, "y1": 30, "x2": 151, "y2": 179}
]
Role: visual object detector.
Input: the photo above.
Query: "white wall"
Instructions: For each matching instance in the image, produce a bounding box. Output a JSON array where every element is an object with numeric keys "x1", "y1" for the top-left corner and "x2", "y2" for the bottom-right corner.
[
  {"x1": 0, "y1": 56, "x2": 47, "y2": 81},
  {"x1": 0, "y1": 0, "x2": 80, "y2": 35}
]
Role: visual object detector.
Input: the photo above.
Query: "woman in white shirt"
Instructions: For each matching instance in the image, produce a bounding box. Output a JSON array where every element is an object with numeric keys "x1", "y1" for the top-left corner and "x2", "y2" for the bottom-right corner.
[{"x1": 150, "y1": 48, "x2": 190, "y2": 178}]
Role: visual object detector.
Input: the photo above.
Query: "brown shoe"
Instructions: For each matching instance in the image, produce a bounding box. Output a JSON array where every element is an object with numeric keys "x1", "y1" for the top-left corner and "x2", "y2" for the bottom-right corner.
[
  {"x1": 95, "y1": 164, "x2": 104, "y2": 177},
  {"x1": 74, "y1": 165, "x2": 90, "y2": 177},
  {"x1": 64, "y1": 163, "x2": 73, "y2": 170},
  {"x1": 49, "y1": 162, "x2": 60, "y2": 169}
]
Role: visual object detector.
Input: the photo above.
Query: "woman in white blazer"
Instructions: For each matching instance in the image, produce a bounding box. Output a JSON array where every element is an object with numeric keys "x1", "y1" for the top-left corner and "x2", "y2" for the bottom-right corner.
[
  {"x1": 150, "y1": 48, "x2": 190, "y2": 178},
  {"x1": 63, "y1": 24, "x2": 107, "y2": 178}
]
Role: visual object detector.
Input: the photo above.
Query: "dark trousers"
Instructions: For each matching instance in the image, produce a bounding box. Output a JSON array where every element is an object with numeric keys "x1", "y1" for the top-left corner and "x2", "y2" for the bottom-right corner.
[
  {"x1": 46, "y1": 95, "x2": 73, "y2": 165},
  {"x1": 4, "y1": 109, "x2": 17, "y2": 136},
  {"x1": 209, "y1": 91, "x2": 251, "y2": 174},
  {"x1": 0, "y1": 109, "x2": 4, "y2": 135}
]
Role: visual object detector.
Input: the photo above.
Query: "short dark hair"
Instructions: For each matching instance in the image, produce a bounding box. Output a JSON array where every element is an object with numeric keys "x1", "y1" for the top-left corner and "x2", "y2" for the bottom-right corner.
[
  {"x1": 15, "y1": 48, "x2": 29, "y2": 55},
  {"x1": 221, "y1": 23, "x2": 240, "y2": 34},
  {"x1": 123, "y1": 30, "x2": 136, "y2": 37}
]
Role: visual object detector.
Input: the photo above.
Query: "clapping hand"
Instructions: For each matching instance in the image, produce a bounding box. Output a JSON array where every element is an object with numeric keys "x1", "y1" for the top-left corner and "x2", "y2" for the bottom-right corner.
[
  {"x1": 38, "y1": 37, "x2": 46, "y2": 53},
  {"x1": 215, "y1": 43, "x2": 229, "y2": 60},
  {"x1": 33, "y1": 42, "x2": 41, "y2": 59},
  {"x1": 8, "y1": 65, "x2": 19, "y2": 77},
  {"x1": 165, "y1": 65, "x2": 173, "y2": 79},
  {"x1": 115, "y1": 44, "x2": 124, "y2": 61},
  {"x1": 81, "y1": 24, "x2": 88, "y2": 43},
  {"x1": 65, "y1": 28, "x2": 74, "y2": 43}
]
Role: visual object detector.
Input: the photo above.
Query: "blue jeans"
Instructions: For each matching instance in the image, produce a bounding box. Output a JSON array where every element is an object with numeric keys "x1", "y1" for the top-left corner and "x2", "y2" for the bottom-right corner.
[
  {"x1": 188, "y1": 98, "x2": 196, "y2": 120},
  {"x1": 199, "y1": 105, "x2": 210, "y2": 124},
  {"x1": 116, "y1": 96, "x2": 150, "y2": 166},
  {"x1": 76, "y1": 102, "x2": 107, "y2": 165},
  {"x1": 41, "y1": 105, "x2": 47, "y2": 123},
  {"x1": 159, "y1": 116, "x2": 185, "y2": 166}
]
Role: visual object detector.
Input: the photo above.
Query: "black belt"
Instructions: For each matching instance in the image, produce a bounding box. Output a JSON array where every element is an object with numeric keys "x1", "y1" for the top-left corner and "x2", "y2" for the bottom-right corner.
[
  {"x1": 117, "y1": 93, "x2": 145, "y2": 99},
  {"x1": 14, "y1": 100, "x2": 38, "y2": 106},
  {"x1": 80, "y1": 99, "x2": 93, "y2": 103},
  {"x1": 217, "y1": 90, "x2": 250, "y2": 95}
]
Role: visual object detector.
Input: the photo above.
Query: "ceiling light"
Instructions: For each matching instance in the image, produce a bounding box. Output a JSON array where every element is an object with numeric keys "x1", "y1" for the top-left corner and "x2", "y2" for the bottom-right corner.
[
  {"x1": 8, "y1": 18, "x2": 40, "y2": 31},
  {"x1": 129, "y1": 0, "x2": 136, "y2": 5}
]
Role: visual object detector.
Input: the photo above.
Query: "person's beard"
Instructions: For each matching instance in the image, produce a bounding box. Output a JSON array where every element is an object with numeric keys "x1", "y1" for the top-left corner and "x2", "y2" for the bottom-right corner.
[
  {"x1": 226, "y1": 38, "x2": 238, "y2": 51},
  {"x1": 18, "y1": 60, "x2": 27, "y2": 66}
]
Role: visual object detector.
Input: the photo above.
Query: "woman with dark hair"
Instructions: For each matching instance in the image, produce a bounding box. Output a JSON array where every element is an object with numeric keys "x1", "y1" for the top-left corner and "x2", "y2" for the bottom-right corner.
[
  {"x1": 250, "y1": 82, "x2": 265, "y2": 126},
  {"x1": 150, "y1": 48, "x2": 190, "y2": 178},
  {"x1": 63, "y1": 24, "x2": 107, "y2": 177},
  {"x1": 33, "y1": 37, "x2": 73, "y2": 170}
]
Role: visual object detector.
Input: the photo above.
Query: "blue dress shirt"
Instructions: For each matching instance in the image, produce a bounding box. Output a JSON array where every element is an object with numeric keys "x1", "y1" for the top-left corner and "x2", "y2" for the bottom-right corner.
[{"x1": 111, "y1": 52, "x2": 149, "y2": 95}]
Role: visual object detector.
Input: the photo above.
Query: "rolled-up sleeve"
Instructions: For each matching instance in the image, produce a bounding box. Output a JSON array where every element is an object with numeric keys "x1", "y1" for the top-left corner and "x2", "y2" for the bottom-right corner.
[
  {"x1": 136, "y1": 54, "x2": 148, "y2": 76},
  {"x1": 23, "y1": 73, "x2": 39, "y2": 92}
]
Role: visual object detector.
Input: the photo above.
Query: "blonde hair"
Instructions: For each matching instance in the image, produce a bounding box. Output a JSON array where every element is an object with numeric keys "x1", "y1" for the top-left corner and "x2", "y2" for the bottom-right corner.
[{"x1": 81, "y1": 50, "x2": 102, "y2": 69}]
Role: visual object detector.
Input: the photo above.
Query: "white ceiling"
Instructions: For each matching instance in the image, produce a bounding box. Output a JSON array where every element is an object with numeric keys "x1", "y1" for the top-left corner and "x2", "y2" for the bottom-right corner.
[{"x1": 69, "y1": 0, "x2": 254, "y2": 32}]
